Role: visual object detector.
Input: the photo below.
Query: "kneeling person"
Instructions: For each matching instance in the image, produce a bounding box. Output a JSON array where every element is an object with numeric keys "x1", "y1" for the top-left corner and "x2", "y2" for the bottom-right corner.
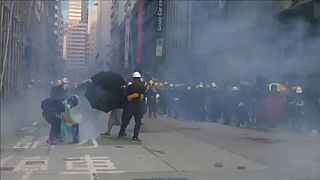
[{"x1": 41, "y1": 97, "x2": 79, "y2": 145}]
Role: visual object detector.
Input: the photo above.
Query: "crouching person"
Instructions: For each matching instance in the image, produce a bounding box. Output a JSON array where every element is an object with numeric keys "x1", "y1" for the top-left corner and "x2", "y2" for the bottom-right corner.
[{"x1": 41, "y1": 96, "x2": 79, "y2": 145}]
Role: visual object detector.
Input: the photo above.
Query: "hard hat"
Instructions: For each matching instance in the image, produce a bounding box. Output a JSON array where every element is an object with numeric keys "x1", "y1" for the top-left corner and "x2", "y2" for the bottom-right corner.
[
  {"x1": 232, "y1": 86, "x2": 240, "y2": 91},
  {"x1": 62, "y1": 78, "x2": 69, "y2": 84},
  {"x1": 154, "y1": 82, "x2": 158, "y2": 86},
  {"x1": 164, "y1": 82, "x2": 169, "y2": 85},
  {"x1": 159, "y1": 82, "x2": 164, "y2": 86},
  {"x1": 128, "y1": 82, "x2": 133, "y2": 86},
  {"x1": 198, "y1": 82, "x2": 204, "y2": 88},
  {"x1": 211, "y1": 83, "x2": 217, "y2": 88},
  {"x1": 170, "y1": 84, "x2": 174, "y2": 87},
  {"x1": 50, "y1": 81, "x2": 54, "y2": 85},
  {"x1": 187, "y1": 86, "x2": 192, "y2": 90},
  {"x1": 132, "y1": 72, "x2": 142, "y2": 78},
  {"x1": 295, "y1": 87, "x2": 303, "y2": 94}
]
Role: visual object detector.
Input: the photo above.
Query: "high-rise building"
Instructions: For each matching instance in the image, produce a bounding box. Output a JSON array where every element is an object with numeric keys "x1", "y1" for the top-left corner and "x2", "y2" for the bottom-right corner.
[
  {"x1": 88, "y1": 3, "x2": 98, "y2": 74},
  {"x1": 66, "y1": 0, "x2": 89, "y2": 79}
]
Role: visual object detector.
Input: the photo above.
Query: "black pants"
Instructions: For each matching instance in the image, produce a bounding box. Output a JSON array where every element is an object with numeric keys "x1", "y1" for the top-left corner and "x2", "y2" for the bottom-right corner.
[
  {"x1": 47, "y1": 117, "x2": 61, "y2": 141},
  {"x1": 119, "y1": 104, "x2": 143, "y2": 139},
  {"x1": 43, "y1": 110, "x2": 61, "y2": 141}
]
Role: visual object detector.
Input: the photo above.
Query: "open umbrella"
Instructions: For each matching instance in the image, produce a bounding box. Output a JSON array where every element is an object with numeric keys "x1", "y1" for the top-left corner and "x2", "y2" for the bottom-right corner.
[
  {"x1": 91, "y1": 71, "x2": 126, "y2": 92},
  {"x1": 84, "y1": 72, "x2": 126, "y2": 113}
]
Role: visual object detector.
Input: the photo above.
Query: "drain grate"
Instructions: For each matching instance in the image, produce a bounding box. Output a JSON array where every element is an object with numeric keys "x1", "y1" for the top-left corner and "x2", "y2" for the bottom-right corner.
[{"x1": 114, "y1": 145, "x2": 124, "y2": 148}]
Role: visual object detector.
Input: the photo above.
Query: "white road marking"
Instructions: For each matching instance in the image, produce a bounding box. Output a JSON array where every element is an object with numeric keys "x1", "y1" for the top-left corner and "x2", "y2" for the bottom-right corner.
[
  {"x1": 32, "y1": 121, "x2": 39, "y2": 126},
  {"x1": 13, "y1": 156, "x2": 49, "y2": 180},
  {"x1": 30, "y1": 141, "x2": 40, "y2": 149},
  {"x1": 77, "y1": 139, "x2": 98, "y2": 149},
  {"x1": 12, "y1": 136, "x2": 34, "y2": 149},
  {"x1": 1, "y1": 156, "x2": 13, "y2": 167},
  {"x1": 60, "y1": 155, "x2": 124, "y2": 179}
]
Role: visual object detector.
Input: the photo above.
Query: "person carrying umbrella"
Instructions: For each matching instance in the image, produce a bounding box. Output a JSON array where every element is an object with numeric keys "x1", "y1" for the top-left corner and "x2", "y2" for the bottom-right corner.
[{"x1": 118, "y1": 72, "x2": 146, "y2": 142}]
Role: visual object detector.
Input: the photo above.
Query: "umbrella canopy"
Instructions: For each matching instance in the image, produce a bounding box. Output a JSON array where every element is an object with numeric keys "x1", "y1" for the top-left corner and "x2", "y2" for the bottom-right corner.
[
  {"x1": 91, "y1": 71, "x2": 126, "y2": 92},
  {"x1": 85, "y1": 72, "x2": 126, "y2": 113}
]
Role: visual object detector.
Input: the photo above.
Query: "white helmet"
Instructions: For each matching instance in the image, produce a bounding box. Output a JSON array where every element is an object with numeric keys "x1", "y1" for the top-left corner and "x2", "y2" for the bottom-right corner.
[
  {"x1": 132, "y1": 72, "x2": 142, "y2": 78},
  {"x1": 296, "y1": 87, "x2": 303, "y2": 94},
  {"x1": 232, "y1": 86, "x2": 240, "y2": 91},
  {"x1": 62, "y1": 78, "x2": 69, "y2": 84}
]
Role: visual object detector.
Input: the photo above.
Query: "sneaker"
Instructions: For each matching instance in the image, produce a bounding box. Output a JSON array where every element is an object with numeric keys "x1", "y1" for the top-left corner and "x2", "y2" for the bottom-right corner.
[
  {"x1": 101, "y1": 132, "x2": 111, "y2": 137},
  {"x1": 132, "y1": 137, "x2": 141, "y2": 143},
  {"x1": 47, "y1": 139, "x2": 58, "y2": 145}
]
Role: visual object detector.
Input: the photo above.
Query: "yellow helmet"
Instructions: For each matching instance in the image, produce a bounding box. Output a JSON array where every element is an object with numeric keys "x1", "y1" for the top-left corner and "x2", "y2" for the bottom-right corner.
[{"x1": 56, "y1": 80, "x2": 63, "y2": 85}]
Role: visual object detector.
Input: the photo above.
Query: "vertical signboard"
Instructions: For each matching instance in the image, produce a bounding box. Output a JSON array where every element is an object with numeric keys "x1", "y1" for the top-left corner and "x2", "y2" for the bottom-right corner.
[
  {"x1": 136, "y1": 0, "x2": 143, "y2": 64},
  {"x1": 155, "y1": 0, "x2": 166, "y2": 57}
]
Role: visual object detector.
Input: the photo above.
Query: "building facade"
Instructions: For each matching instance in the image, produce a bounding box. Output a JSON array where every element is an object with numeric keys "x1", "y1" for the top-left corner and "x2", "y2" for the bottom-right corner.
[
  {"x1": 0, "y1": 0, "x2": 64, "y2": 103},
  {"x1": 66, "y1": 0, "x2": 88, "y2": 80}
]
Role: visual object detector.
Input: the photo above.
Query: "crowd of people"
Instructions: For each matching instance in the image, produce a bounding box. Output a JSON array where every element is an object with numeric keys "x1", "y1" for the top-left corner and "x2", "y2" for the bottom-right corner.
[
  {"x1": 145, "y1": 79, "x2": 320, "y2": 133},
  {"x1": 36, "y1": 71, "x2": 320, "y2": 145}
]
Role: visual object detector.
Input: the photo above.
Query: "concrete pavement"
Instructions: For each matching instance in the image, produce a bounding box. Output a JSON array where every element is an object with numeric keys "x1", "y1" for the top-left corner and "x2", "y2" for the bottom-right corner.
[{"x1": 1, "y1": 114, "x2": 320, "y2": 180}]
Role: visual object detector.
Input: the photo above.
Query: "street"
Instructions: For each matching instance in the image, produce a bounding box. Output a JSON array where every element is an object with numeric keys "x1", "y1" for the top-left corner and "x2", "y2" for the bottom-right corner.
[{"x1": 1, "y1": 115, "x2": 320, "y2": 180}]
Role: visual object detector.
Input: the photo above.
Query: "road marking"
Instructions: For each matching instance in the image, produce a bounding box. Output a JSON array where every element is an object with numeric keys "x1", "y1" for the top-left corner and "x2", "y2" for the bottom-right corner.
[
  {"x1": 13, "y1": 156, "x2": 48, "y2": 180},
  {"x1": 60, "y1": 155, "x2": 124, "y2": 179},
  {"x1": 1, "y1": 156, "x2": 13, "y2": 167},
  {"x1": 12, "y1": 136, "x2": 34, "y2": 149},
  {"x1": 32, "y1": 121, "x2": 39, "y2": 126},
  {"x1": 30, "y1": 141, "x2": 40, "y2": 149},
  {"x1": 77, "y1": 139, "x2": 98, "y2": 149}
]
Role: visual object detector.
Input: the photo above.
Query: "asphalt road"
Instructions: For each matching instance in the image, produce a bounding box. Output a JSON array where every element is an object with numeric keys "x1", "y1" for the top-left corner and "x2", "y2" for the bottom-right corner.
[{"x1": 1, "y1": 114, "x2": 320, "y2": 180}]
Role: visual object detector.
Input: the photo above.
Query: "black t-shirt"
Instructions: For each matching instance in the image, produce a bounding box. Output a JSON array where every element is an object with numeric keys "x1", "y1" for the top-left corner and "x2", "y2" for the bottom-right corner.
[
  {"x1": 41, "y1": 98, "x2": 65, "y2": 114},
  {"x1": 126, "y1": 81, "x2": 146, "y2": 104}
]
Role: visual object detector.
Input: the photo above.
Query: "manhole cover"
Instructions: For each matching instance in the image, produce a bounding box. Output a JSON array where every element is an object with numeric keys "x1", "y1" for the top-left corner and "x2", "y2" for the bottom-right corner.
[
  {"x1": 1, "y1": 167, "x2": 14, "y2": 171},
  {"x1": 245, "y1": 137, "x2": 287, "y2": 144},
  {"x1": 114, "y1": 145, "x2": 124, "y2": 148}
]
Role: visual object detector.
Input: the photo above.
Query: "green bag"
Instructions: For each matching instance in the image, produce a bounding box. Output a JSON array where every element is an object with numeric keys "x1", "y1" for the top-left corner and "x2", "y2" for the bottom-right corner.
[{"x1": 60, "y1": 100, "x2": 71, "y2": 141}]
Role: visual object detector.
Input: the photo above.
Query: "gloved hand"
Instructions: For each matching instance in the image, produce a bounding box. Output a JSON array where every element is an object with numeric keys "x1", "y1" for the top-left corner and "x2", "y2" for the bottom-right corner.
[{"x1": 127, "y1": 93, "x2": 139, "y2": 101}]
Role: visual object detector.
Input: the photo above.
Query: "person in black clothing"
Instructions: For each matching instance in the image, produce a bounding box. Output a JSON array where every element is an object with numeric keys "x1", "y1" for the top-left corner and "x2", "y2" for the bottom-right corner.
[
  {"x1": 41, "y1": 97, "x2": 78, "y2": 145},
  {"x1": 118, "y1": 72, "x2": 146, "y2": 142},
  {"x1": 147, "y1": 82, "x2": 158, "y2": 118}
]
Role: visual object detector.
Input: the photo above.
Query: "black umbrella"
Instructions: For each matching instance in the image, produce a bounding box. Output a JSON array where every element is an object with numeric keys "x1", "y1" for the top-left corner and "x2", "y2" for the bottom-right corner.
[
  {"x1": 91, "y1": 71, "x2": 126, "y2": 92},
  {"x1": 85, "y1": 72, "x2": 126, "y2": 113}
]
